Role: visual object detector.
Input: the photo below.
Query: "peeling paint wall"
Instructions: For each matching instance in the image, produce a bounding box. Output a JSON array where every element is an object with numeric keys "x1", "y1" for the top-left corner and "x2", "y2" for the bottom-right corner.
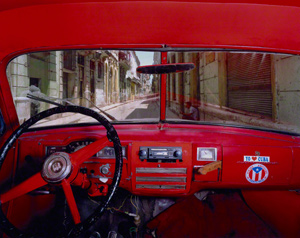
[
  {"x1": 165, "y1": 52, "x2": 300, "y2": 132},
  {"x1": 199, "y1": 52, "x2": 227, "y2": 121},
  {"x1": 7, "y1": 53, "x2": 60, "y2": 121},
  {"x1": 167, "y1": 52, "x2": 224, "y2": 119},
  {"x1": 200, "y1": 52, "x2": 220, "y2": 105},
  {"x1": 7, "y1": 55, "x2": 30, "y2": 122},
  {"x1": 274, "y1": 55, "x2": 300, "y2": 126}
]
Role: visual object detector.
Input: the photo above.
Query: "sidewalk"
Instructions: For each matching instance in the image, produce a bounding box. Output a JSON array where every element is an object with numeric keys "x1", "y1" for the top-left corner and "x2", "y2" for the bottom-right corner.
[
  {"x1": 31, "y1": 99, "x2": 142, "y2": 127},
  {"x1": 30, "y1": 95, "x2": 181, "y2": 128}
]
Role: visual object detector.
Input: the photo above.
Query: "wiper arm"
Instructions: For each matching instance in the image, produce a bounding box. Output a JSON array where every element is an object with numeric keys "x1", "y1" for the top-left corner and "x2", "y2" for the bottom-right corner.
[
  {"x1": 27, "y1": 94, "x2": 63, "y2": 107},
  {"x1": 79, "y1": 97, "x2": 118, "y2": 122},
  {"x1": 26, "y1": 94, "x2": 117, "y2": 121}
]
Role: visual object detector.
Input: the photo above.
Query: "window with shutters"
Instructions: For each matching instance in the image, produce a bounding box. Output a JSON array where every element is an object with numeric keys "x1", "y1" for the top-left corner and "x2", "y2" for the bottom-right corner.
[{"x1": 227, "y1": 53, "x2": 272, "y2": 117}]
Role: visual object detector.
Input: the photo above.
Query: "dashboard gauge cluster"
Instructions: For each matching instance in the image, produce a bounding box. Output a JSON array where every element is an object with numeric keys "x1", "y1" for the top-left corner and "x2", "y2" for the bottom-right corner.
[
  {"x1": 197, "y1": 148, "x2": 217, "y2": 161},
  {"x1": 46, "y1": 140, "x2": 94, "y2": 156},
  {"x1": 67, "y1": 140, "x2": 94, "y2": 153},
  {"x1": 46, "y1": 140, "x2": 127, "y2": 159},
  {"x1": 96, "y1": 146, "x2": 126, "y2": 158},
  {"x1": 46, "y1": 145, "x2": 68, "y2": 156}
]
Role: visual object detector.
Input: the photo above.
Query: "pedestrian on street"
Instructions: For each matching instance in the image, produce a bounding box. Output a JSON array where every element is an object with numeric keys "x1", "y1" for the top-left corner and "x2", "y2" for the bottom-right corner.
[{"x1": 180, "y1": 101, "x2": 199, "y2": 120}]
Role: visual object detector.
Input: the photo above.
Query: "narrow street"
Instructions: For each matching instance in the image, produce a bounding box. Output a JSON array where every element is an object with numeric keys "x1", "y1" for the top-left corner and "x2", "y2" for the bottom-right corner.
[{"x1": 33, "y1": 97, "x2": 180, "y2": 127}]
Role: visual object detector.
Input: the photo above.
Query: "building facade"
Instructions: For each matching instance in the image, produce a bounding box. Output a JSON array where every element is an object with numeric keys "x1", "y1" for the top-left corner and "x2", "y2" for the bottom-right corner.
[
  {"x1": 7, "y1": 50, "x2": 145, "y2": 123},
  {"x1": 166, "y1": 52, "x2": 300, "y2": 130}
]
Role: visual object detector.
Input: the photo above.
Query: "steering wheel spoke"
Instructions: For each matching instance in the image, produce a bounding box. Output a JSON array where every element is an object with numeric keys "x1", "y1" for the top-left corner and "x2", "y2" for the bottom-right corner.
[
  {"x1": 0, "y1": 172, "x2": 47, "y2": 204},
  {"x1": 61, "y1": 179, "x2": 81, "y2": 225},
  {"x1": 70, "y1": 136, "x2": 110, "y2": 168}
]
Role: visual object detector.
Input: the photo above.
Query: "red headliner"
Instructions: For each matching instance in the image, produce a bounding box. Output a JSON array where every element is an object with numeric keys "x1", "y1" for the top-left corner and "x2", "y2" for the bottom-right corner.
[
  {"x1": 2, "y1": 0, "x2": 300, "y2": 12},
  {"x1": 0, "y1": 1, "x2": 300, "y2": 61}
]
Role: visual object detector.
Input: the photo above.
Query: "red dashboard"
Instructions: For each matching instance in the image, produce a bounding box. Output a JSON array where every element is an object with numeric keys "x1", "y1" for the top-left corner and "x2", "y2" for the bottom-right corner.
[{"x1": 16, "y1": 123, "x2": 300, "y2": 197}]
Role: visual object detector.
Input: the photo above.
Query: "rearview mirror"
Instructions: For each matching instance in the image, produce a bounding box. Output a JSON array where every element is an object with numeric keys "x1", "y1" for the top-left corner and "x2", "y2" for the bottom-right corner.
[{"x1": 137, "y1": 63, "x2": 195, "y2": 74}]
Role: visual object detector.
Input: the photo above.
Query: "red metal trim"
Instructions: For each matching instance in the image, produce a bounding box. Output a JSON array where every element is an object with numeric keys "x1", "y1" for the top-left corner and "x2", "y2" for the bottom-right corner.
[
  {"x1": 160, "y1": 52, "x2": 167, "y2": 121},
  {"x1": 61, "y1": 179, "x2": 81, "y2": 224},
  {"x1": 0, "y1": 58, "x2": 19, "y2": 132},
  {"x1": 164, "y1": 44, "x2": 300, "y2": 55}
]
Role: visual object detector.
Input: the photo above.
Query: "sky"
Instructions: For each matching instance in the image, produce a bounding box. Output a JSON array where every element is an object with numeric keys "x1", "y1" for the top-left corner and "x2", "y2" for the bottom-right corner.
[{"x1": 135, "y1": 51, "x2": 155, "y2": 66}]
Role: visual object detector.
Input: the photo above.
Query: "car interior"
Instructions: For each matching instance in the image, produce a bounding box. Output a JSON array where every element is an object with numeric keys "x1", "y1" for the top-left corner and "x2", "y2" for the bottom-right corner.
[{"x1": 0, "y1": 1, "x2": 299, "y2": 238}]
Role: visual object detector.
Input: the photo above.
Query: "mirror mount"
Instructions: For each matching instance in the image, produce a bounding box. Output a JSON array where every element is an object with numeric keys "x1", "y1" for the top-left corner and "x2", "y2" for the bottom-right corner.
[{"x1": 137, "y1": 63, "x2": 195, "y2": 74}]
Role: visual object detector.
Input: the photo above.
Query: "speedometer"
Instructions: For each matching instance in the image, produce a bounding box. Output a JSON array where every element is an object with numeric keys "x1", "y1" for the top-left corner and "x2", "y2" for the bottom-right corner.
[
  {"x1": 46, "y1": 140, "x2": 126, "y2": 159},
  {"x1": 67, "y1": 140, "x2": 94, "y2": 153}
]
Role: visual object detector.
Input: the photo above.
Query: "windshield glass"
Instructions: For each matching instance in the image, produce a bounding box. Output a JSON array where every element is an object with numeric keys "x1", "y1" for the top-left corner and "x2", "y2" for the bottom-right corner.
[
  {"x1": 166, "y1": 51, "x2": 300, "y2": 134},
  {"x1": 6, "y1": 50, "x2": 300, "y2": 134},
  {"x1": 7, "y1": 50, "x2": 160, "y2": 126}
]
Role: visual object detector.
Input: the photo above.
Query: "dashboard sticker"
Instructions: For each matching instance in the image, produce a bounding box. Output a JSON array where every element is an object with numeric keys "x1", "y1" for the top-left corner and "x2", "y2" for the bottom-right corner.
[
  {"x1": 245, "y1": 164, "x2": 269, "y2": 184},
  {"x1": 244, "y1": 156, "x2": 270, "y2": 163}
]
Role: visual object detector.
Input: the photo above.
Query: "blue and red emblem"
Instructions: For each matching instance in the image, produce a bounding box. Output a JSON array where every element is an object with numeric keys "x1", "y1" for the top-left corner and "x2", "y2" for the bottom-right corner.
[{"x1": 245, "y1": 164, "x2": 269, "y2": 184}]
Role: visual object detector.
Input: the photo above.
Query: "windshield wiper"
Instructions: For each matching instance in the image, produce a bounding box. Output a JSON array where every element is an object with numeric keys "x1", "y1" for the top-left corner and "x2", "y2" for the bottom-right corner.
[
  {"x1": 27, "y1": 94, "x2": 63, "y2": 107},
  {"x1": 27, "y1": 93, "x2": 117, "y2": 121}
]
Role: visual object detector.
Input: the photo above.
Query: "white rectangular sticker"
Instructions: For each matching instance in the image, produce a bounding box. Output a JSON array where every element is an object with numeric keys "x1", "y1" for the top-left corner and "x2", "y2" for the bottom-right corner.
[{"x1": 244, "y1": 156, "x2": 270, "y2": 163}]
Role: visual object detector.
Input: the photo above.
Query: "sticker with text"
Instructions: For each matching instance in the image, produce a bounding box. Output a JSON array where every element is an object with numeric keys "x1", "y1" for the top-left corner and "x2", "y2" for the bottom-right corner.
[
  {"x1": 245, "y1": 164, "x2": 269, "y2": 184},
  {"x1": 244, "y1": 156, "x2": 270, "y2": 163}
]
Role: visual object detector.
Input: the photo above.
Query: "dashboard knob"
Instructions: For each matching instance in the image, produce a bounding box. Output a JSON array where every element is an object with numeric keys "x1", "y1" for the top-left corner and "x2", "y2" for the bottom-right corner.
[
  {"x1": 100, "y1": 165, "x2": 110, "y2": 175},
  {"x1": 174, "y1": 150, "x2": 182, "y2": 157},
  {"x1": 139, "y1": 150, "x2": 147, "y2": 157},
  {"x1": 80, "y1": 168, "x2": 88, "y2": 174}
]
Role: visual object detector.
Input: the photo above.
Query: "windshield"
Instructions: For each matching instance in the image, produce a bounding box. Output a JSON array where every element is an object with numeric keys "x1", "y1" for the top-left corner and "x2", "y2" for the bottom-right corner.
[
  {"x1": 6, "y1": 50, "x2": 300, "y2": 134},
  {"x1": 166, "y1": 51, "x2": 300, "y2": 134},
  {"x1": 7, "y1": 50, "x2": 160, "y2": 126}
]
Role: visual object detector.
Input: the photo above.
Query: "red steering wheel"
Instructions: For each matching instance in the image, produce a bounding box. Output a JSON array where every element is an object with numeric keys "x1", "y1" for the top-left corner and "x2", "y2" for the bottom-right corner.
[{"x1": 0, "y1": 106, "x2": 123, "y2": 237}]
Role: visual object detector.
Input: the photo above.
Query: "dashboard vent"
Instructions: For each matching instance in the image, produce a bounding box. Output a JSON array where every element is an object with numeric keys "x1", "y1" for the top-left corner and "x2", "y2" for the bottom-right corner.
[
  {"x1": 136, "y1": 167, "x2": 187, "y2": 174},
  {"x1": 136, "y1": 177, "x2": 186, "y2": 182},
  {"x1": 135, "y1": 167, "x2": 187, "y2": 190},
  {"x1": 136, "y1": 185, "x2": 186, "y2": 189}
]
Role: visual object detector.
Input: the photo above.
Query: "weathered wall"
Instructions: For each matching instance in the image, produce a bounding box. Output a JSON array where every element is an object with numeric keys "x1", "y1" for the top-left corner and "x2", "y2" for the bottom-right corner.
[
  {"x1": 48, "y1": 52, "x2": 59, "y2": 98},
  {"x1": 199, "y1": 52, "x2": 219, "y2": 105},
  {"x1": 95, "y1": 61, "x2": 105, "y2": 106},
  {"x1": 274, "y1": 55, "x2": 300, "y2": 126},
  {"x1": 7, "y1": 52, "x2": 60, "y2": 121},
  {"x1": 9, "y1": 55, "x2": 29, "y2": 97},
  {"x1": 7, "y1": 55, "x2": 30, "y2": 122},
  {"x1": 167, "y1": 52, "x2": 225, "y2": 119}
]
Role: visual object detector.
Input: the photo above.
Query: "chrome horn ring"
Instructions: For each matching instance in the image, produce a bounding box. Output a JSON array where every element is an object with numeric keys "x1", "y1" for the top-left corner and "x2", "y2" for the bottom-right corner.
[{"x1": 41, "y1": 152, "x2": 72, "y2": 183}]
